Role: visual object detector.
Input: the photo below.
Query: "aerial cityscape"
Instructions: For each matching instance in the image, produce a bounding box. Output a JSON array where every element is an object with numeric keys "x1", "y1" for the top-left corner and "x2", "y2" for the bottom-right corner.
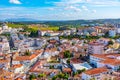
[{"x1": 1, "y1": 0, "x2": 120, "y2": 80}]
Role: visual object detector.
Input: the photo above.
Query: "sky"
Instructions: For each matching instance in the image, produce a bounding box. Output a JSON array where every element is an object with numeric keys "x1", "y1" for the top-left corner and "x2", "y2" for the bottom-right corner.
[{"x1": 0, "y1": 0, "x2": 120, "y2": 20}]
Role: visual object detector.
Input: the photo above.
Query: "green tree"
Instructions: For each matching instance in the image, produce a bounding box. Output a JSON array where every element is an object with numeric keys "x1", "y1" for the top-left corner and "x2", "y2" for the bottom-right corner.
[
  {"x1": 57, "y1": 73, "x2": 64, "y2": 78},
  {"x1": 63, "y1": 73, "x2": 69, "y2": 79},
  {"x1": 67, "y1": 58, "x2": 70, "y2": 64},
  {"x1": 77, "y1": 68, "x2": 86, "y2": 74},
  {"x1": 104, "y1": 31, "x2": 109, "y2": 38},
  {"x1": 73, "y1": 72, "x2": 78, "y2": 76},
  {"x1": 49, "y1": 65, "x2": 54, "y2": 69},
  {"x1": 38, "y1": 73, "x2": 46, "y2": 78},
  {"x1": 25, "y1": 50, "x2": 31, "y2": 56},
  {"x1": 81, "y1": 68, "x2": 86, "y2": 72},
  {"x1": 90, "y1": 78, "x2": 96, "y2": 80},
  {"x1": 117, "y1": 66, "x2": 120, "y2": 71},
  {"x1": 55, "y1": 73, "x2": 69, "y2": 80},
  {"x1": 29, "y1": 74, "x2": 36, "y2": 80},
  {"x1": 108, "y1": 40, "x2": 114, "y2": 45},
  {"x1": 52, "y1": 76, "x2": 57, "y2": 80},
  {"x1": 64, "y1": 50, "x2": 71, "y2": 58},
  {"x1": 29, "y1": 30, "x2": 38, "y2": 37},
  {"x1": 72, "y1": 42, "x2": 75, "y2": 45}
]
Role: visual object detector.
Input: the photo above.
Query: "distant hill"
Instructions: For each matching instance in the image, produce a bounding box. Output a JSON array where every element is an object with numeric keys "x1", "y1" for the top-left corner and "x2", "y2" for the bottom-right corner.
[
  {"x1": 41, "y1": 19, "x2": 120, "y2": 27},
  {"x1": 4, "y1": 18, "x2": 39, "y2": 22},
  {"x1": 0, "y1": 18, "x2": 120, "y2": 27}
]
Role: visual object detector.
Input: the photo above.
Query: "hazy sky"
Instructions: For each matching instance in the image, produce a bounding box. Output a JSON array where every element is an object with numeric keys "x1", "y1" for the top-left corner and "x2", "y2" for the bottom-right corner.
[{"x1": 0, "y1": 0, "x2": 120, "y2": 20}]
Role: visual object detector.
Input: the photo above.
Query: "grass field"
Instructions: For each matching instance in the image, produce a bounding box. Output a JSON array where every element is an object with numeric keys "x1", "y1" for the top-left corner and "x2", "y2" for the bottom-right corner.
[
  {"x1": 7, "y1": 23, "x2": 59, "y2": 31},
  {"x1": 39, "y1": 27, "x2": 59, "y2": 31},
  {"x1": 7, "y1": 23, "x2": 25, "y2": 28}
]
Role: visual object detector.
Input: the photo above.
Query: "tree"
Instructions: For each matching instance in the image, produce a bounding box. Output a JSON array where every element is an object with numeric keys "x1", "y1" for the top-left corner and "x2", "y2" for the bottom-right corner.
[
  {"x1": 81, "y1": 68, "x2": 86, "y2": 72},
  {"x1": 72, "y1": 42, "x2": 75, "y2": 45},
  {"x1": 64, "y1": 50, "x2": 71, "y2": 58},
  {"x1": 25, "y1": 50, "x2": 31, "y2": 56},
  {"x1": 29, "y1": 30, "x2": 38, "y2": 37},
  {"x1": 77, "y1": 68, "x2": 86, "y2": 74},
  {"x1": 57, "y1": 73, "x2": 64, "y2": 79},
  {"x1": 29, "y1": 74, "x2": 36, "y2": 80},
  {"x1": 90, "y1": 78, "x2": 96, "y2": 80},
  {"x1": 79, "y1": 54, "x2": 83, "y2": 58},
  {"x1": 73, "y1": 72, "x2": 78, "y2": 76},
  {"x1": 49, "y1": 65, "x2": 54, "y2": 69},
  {"x1": 67, "y1": 58, "x2": 70, "y2": 64},
  {"x1": 104, "y1": 31, "x2": 109, "y2": 38},
  {"x1": 52, "y1": 76, "x2": 57, "y2": 80},
  {"x1": 63, "y1": 73, "x2": 69, "y2": 79},
  {"x1": 117, "y1": 66, "x2": 120, "y2": 71},
  {"x1": 108, "y1": 40, "x2": 114, "y2": 45},
  {"x1": 77, "y1": 70, "x2": 82, "y2": 74},
  {"x1": 38, "y1": 73, "x2": 46, "y2": 78},
  {"x1": 54, "y1": 73, "x2": 69, "y2": 80}
]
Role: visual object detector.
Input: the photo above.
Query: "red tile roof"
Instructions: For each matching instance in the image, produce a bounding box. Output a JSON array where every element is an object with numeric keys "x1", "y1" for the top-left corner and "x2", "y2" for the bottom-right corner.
[{"x1": 84, "y1": 67, "x2": 109, "y2": 75}]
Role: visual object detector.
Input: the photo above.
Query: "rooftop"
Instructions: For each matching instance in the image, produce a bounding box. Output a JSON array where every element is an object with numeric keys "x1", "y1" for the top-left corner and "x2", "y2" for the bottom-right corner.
[
  {"x1": 100, "y1": 59, "x2": 120, "y2": 66},
  {"x1": 84, "y1": 67, "x2": 109, "y2": 75},
  {"x1": 89, "y1": 41, "x2": 103, "y2": 46},
  {"x1": 13, "y1": 50, "x2": 43, "y2": 61},
  {"x1": 12, "y1": 64, "x2": 23, "y2": 68},
  {"x1": 91, "y1": 53, "x2": 120, "y2": 60}
]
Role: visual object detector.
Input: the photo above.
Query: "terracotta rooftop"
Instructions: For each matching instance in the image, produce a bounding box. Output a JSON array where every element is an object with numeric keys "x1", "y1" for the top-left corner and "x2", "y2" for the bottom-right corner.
[
  {"x1": 12, "y1": 64, "x2": 23, "y2": 68},
  {"x1": 0, "y1": 59, "x2": 9, "y2": 63},
  {"x1": 63, "y1": 68, "x2": 72, "y2": 73},
  {"x1": 84, "y1": 67, "x2": 109, "y2": 75},
  {"x1": 99, "y1": 38, "x2": 110, "y2": 41},
  {"x1": 100, "y1": 59, "x2": 120, "y2": 66},
  {"x1": 89, "y1": 41, "x2": 103, "y2": 46},
  {"x1": 13, "y1": 50, "x2": 43, "y2": 61},
  {"x1": 70, "y1": 58, "x2": 83, "y2": 64},
  {"x1": 91, "y1": 53, "x2": 120, "y2": 60},
  {"x1": 29, "y1": 60, "x2": 60, "y2": 74},
  {"x1": 0, "y1": 68, "x2": 14, "y2": 79}
]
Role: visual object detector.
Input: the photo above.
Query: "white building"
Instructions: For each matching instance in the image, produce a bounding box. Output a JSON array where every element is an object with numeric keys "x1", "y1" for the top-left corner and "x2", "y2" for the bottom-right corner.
[
  {"x1": 63, "y1": 30, "x2": 71, "y2": 36},
  {"x1": 114, "y1": 24, "x2": 120, "y2": 34},
  {"x1": 90, "y1": 54, "x2": 105, "y2": 67},
  {"x1": 12, "y1": 50, "x2": 43, "y2": 68},
  {"x1": 88, "y1": 41, "x2": 104, "y2": 54},
  {"x1": 109, "y1": 29, "x2": 116, "y2": 37},
  {"x1": 2, "y1": 23, "x2": 8, "y2": 30},
  {"x1": 82, "y1": 67, "x2": 110, "y2": 80},
  {"x1": 97, "y1": 38, "x2": 110, "y2": 46},
  {"x1": 90, "y1": 53, "x2": 120, "y2": 71},
  {"x1": 43, "y1": 48, "x2": 59, "y2": 58},
  {"x1": 72, "y1": 62, "x2": 92, "y2": 73},
  {"x1": 11, "y1": 64, "x2": 24, "y2": 73},
  {"x1": 1, "y1": 23, "x2": 12, "y2": 33},
  {"x1": 0, "y1": 36, "x2": 10, "y2": 54},
  {"x1": 10, "y1": 33, "x2": 20, "y2": 41},
  {"x1": 97, "y1": 59, "x2": 120, "y2": 71},
  {"x1": 0, "y1": 59, "x2": 10, "y2": 70}
]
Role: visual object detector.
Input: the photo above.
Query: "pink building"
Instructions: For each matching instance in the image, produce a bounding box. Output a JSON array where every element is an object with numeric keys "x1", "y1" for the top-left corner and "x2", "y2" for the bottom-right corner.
[{"x1": 88, "y1": 41, "x2": 104, "y2": 54}]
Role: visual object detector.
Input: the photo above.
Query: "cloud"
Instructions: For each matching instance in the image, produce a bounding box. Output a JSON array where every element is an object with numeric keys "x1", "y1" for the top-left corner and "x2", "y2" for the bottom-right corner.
[
  {"x1": 62, "y1": 0, "x2": 82, "y2": 4},
  {"x1": 82, "y1": 6, "x2": 88, "y2": 11},
  {"x1": 86, "y1": 0, "x2": 91, "y2": 2},
  {"x1": 9, "y1": 0, "x2": 22, "y2": 4},
  {"x1": 85, "y1": 0, "x2": 120, "y2": 6},
  {"x1": 1, "y1": 0, "x2": 120, "y2": 20},
  {"x1": 64, "y1": 6, "x2": 81, "y2": 12},
  {"x1": 47, "y1": 8, "x2": 55, "y2": 11},
  {"x1": 0, "y1": 7, "x2": 38, "y2": 19},
  {"x1": 92, "y1": 10, "x2": 96, "y2": 13},
  {"x1": 54, "y1": 0, "x2": 120, "y2": 7}
]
